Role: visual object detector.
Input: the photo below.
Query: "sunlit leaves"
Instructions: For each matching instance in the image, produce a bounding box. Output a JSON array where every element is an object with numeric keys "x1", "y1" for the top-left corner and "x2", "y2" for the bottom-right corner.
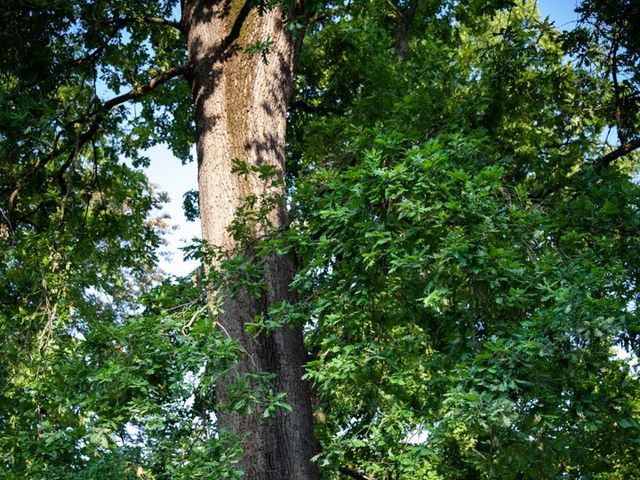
[{"x1": 288, "y1": 1, "x2": 640, "y2": 477}]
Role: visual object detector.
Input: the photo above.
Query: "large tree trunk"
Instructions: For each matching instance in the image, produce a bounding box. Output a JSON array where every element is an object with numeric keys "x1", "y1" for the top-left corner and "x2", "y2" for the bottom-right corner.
[{"x1": 182, "y1": 1, "x2": 319, "y2": 478}]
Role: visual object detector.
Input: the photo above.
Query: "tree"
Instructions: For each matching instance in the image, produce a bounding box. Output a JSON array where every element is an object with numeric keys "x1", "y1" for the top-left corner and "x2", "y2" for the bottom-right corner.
[
  {"x1": 182, "y1": 1, "x2": 318, "y2": 477},
  {"x1": 2, "y1": 0, "x2": 320, "y2": 477},
  {"x1": 288, "y1": 1, "x2": 640, "y2": 477},
  {"x1": 1, "y1": 0, "x2": 640, "y2": 479}
]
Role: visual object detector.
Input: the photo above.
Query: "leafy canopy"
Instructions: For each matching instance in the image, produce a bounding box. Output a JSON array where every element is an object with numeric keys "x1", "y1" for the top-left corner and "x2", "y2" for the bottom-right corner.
[{"x1": 1, "y1": 0, "x2": 640, "y2": 479}]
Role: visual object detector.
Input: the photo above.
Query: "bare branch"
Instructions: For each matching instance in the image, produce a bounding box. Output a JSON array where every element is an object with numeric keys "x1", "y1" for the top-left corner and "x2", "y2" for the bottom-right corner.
[
  {"x1": 595, "y1": 138, "x2": 640, "y2": 171},
  {"x1": 339, "y1": 466, "x2": 376, "y2": 480},
  {"x1": 140, "y1": 16, "x2": 183, "y2": 30},
  {"x1": 56, "y1": 63, "x2": 190, "y2": 186},
  {"x1": 114, "y1": 15, "x2": 183, "y2": 32}
]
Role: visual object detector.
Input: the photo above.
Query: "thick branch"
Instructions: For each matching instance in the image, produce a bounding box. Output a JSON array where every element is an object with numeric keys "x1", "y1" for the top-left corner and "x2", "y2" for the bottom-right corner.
[
  {"x1": 103, "y1": 64, "x2": 189, "y2": 110},
  {"x1": 384, "y1": 0, "x2": 403, "y2": 18},
  {"x1": 393, "y1": 0, "x2": 416, "y2": 60},
  {"x1": 140, "y1": 16, "x2": 182, "y2": 30},
  {"x1": 219, "y1": 0, "x2": 254, "y2": 54},
  {"x1": 595, "y1": 138, "x2": 640, "y2": 171}
]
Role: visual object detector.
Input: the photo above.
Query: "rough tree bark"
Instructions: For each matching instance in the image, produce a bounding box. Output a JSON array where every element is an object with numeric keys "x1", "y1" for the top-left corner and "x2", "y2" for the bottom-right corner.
[{"x1": 182, "y1": 1, "x2": 319, "y2": 478}]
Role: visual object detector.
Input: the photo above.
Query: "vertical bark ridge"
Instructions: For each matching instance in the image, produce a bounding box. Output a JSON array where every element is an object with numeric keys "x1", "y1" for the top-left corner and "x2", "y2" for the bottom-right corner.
[{"x1": 183, "y1": 1, "x2": 319, "y2": 478}]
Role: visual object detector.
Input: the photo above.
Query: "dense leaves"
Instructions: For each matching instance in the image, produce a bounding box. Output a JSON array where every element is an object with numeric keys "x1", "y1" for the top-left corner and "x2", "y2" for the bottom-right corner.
[
  {"x1": 1, "y1": 0, "x2": 640, "y2": 478},
  {"x1": 288, "y1": 1, "x2": 640, "y2": 478},
  {"x1": 0, "y1": 1, "x2": 223, "y2": 478}
]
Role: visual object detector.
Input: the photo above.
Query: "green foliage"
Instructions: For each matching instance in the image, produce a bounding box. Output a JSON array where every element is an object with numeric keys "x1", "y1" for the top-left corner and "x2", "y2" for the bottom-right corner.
[
  {"x1": 182, "y1": 190, "x2": 200, "y2": 222},
  {"x1": 568, "y1": 0, "x2": 640, "y2": 145},
  {"x1": 0, "y1": 3, "x2": 253, "y2": 476},
  {"x1": 0, "y1": 261, "x2": 249, "y2": 478},
  {"x1": 2, "y1": 0, "x2": 640, "y2": 479},
  {"x1": 287, "y1": 1, "x2": 640, "y2": 477}
]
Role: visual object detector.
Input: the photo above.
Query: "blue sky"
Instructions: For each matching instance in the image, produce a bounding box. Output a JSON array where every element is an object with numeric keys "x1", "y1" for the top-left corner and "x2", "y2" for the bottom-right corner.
[
  {"x1": 144, "y1": 146, "x2": 199, "y2": 276},
  {"x1": 146, "y1": 0, "x2": 582, "y2": 277},
  {"x1": 538, "y1": 0, "x2": 579, "y2": 28}
]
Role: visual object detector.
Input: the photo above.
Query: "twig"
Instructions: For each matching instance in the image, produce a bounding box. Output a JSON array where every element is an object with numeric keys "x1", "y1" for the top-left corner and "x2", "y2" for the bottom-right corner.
[{"x1": 182, "y1": 304, "x2": 208, "y2": 334}]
